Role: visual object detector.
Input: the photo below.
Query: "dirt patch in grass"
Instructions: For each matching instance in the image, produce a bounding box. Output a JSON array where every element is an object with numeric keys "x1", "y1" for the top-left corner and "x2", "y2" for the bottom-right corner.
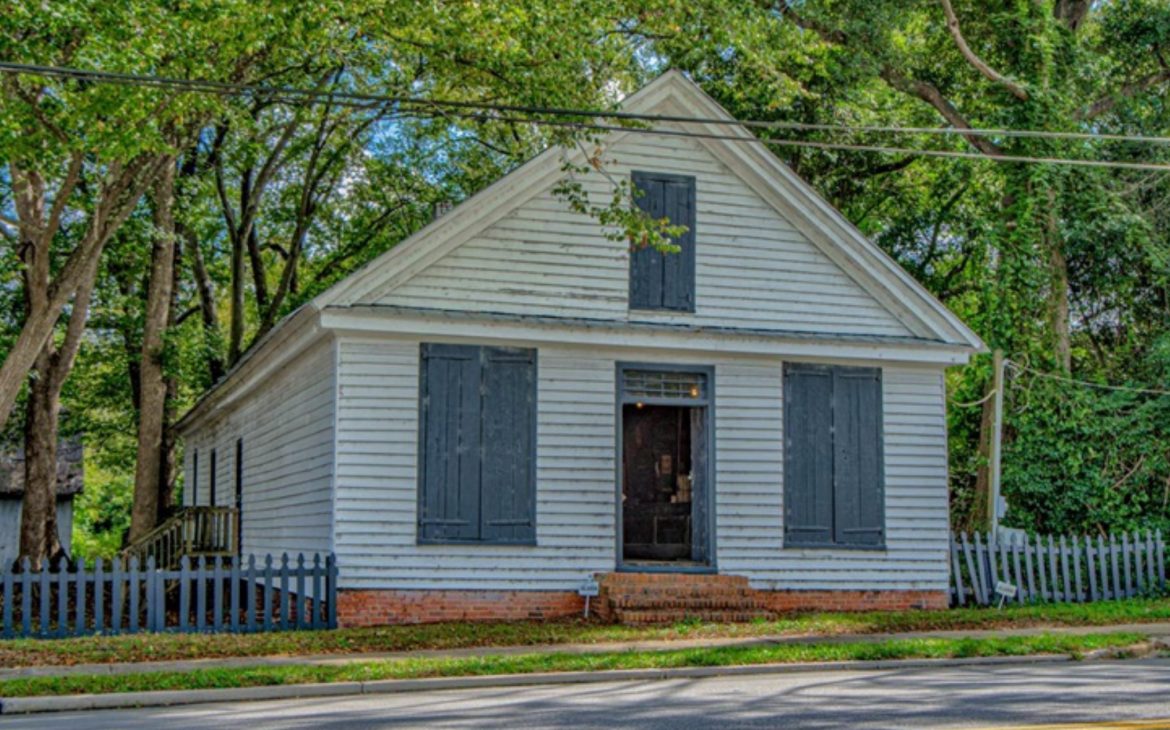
[
  {"x1": 0, "y1": 632, "x2": 1148, "y2": 699},
  {"x1": 2, "y1": 599, "x2": 1170, "y2": 669}
]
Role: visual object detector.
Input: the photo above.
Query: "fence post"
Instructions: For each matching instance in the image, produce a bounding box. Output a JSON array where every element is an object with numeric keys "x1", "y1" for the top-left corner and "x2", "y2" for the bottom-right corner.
[
  {"x1": 950, "y1": 534, "x2": 965, "y2": 606},
  {"x1": 1157, "y1": 529, "x2": 1166, "y2": 588},
  {"x1": 230, "y1": 555, "x2": 241, "y2": 632},
  {"x1": 972, "y1": 532, "x2": 988, "y2": 604},
  {"x1": 75, "y1": 558, "x2": 87, "y2": 636},
  {"x1": 247, "y1": 555, "x2": 258, "y2": 633},
  {"x1": 196, "y1": 556, "x2": 207, "y2": 633},
  {"x1": 327, "y1": 554, "x2": 338, "y2": 630},
  {"x1": 1122, "y1": 533, "x2": 1133, "y2": 599},
  {"x1": 263, "y1": 555, "x2": 274, "y2": 633},
  {"x1": 1022, "y1": 533, "x2": 1036, "y2": 603},
  {"x1": 213, "y1": 557, "x2": 224, "y2": 632},
  {"x1": 20, "y1": 558, "x2": 31, "y2": 637},
  {"x1": 2, "y1": 566, "x2": 12, "y2": 639},
  {"x1": 295, "y1": 554, "x2": 307, "y2": 629},
  {"x1": 279, "y1": 553, "x2": 290, "y2": 631},
  {"x1": 312, "y1": 554, "x2": 323, "y2": 629}
]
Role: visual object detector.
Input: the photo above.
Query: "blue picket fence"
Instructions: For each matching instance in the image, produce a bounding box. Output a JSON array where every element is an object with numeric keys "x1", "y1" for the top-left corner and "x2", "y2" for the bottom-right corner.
[{"x1": 0, "y1": 553, "x2": 337, "y2": 639}]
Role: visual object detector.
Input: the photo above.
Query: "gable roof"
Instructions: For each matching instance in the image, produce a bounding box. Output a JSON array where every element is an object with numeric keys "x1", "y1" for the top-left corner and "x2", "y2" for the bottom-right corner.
[
  {"x1": 315, "y1": 70, "x2": 984, "y2": 351},
  {"x1": 178, "y1": 71, "x2": 984, "y2": 434}
]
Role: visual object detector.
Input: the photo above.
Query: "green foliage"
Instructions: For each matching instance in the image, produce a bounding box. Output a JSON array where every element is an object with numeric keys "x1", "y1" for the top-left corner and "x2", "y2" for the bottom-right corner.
[{"x1": 1003, "y1": 359, "x2": 1170, "y2": 535}]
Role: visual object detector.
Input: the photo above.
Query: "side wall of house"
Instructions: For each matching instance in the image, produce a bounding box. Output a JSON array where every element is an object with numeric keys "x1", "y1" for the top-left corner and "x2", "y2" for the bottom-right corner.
[
  {"x1": 182, "y1": 339, "x2": 337, "y2": 559},
  {"x1": 332, "y1": 335, "x2": 950, "y2": 617}
]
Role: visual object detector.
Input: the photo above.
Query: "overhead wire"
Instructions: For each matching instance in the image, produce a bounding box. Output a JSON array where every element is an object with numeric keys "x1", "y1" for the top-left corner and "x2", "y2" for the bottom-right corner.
[
  {"x1": 1, "y1": 62, "x2": 1169, "y2": 173},
  {"x1": 1005, "y1": 361, "x2": 1170, "y2": 396}
]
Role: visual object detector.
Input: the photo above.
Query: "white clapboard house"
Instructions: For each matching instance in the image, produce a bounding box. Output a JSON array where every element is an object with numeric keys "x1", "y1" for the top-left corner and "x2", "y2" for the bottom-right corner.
[{"x1": 176, "y1": 71, "x2": 984, "y2": 625}]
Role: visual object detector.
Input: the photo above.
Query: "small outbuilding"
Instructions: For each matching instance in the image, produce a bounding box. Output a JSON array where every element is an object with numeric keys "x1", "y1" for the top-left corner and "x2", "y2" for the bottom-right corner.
[
  {"x1": 176, "y1": 72, "x2": 985, "y2": 625},
  {"x1": 0, "y1": 438, "x2": 84, "y2": 568}
]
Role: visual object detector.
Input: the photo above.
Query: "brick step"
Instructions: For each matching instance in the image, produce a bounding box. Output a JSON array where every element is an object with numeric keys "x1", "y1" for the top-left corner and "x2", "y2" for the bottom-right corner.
[
  {"x1": 610, "y1": 597, "x2": 770, "y2": 611},
  {"x1": 604, "y1": 588, "x2": 757, "y2": 601},
  {"x1": 614, "y1": 608, "x2": 776, "y2": 625},
  {"x1": 608, "y1": 598, "x2": 772, "y2": 608},
  {"x1": 598, "y1": 574, "x2": 750, "y2": 589}
]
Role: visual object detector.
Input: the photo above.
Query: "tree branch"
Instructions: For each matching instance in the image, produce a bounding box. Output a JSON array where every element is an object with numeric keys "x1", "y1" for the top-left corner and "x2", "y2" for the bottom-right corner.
[
  {"x1": 939, "y1": 0, "x2": 1028, "y2": 101},
  {"x1": 880, "y1": 68, "x2": 1004, "y2": 156},
  {"x1": 1075, "y1": 69, "x2": 1170, "y2": 121}
]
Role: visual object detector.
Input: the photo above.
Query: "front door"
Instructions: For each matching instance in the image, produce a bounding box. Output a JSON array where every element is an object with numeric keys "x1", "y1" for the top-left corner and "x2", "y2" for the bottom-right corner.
[{"x1": 618, "y1": 366, "x2": 713, "y2": 568}]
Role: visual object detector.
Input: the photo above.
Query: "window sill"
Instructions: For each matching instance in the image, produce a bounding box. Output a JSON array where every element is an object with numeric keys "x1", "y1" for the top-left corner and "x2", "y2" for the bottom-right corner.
[
  {"x1": 782, "y1": 544, "x2": 887, "y2": 553},
  {"x1": 416, "y1": 539, "x2": 539, "y2": 548}
]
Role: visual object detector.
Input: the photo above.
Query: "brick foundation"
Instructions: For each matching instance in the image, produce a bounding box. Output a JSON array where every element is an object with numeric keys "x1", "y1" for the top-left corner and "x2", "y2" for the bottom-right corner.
[
  {"x1": 336, "y1": 581, "x2": 948, "y2": 627},
  {"x1": 758, "y1": 589, "x2": 950, "y2": 613},
  {"x1": 337, "y1": 589, "x2": 585, "y2": 627}
]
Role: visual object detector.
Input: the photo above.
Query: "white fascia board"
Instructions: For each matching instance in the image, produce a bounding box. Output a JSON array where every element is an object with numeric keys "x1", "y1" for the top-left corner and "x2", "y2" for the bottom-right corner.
[
  {"x1": 174, "y1": 305, "x2": 327, "y2": 435},
  {"x1": 319, "y1": 308, "x2": 973, "y2": 366}
]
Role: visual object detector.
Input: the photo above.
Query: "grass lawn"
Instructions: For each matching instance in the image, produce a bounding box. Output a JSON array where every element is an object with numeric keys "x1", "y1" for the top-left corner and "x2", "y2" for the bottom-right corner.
[
  {"x1": 0, "y1": 632, "x2": 1150, "y2": 699},
  {"x1": 1, "y1": 598, "x2": 1169, "y2": 669}
]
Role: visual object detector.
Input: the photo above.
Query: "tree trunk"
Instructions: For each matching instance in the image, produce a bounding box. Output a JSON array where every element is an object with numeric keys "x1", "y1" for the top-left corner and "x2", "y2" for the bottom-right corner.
[
  {"x1": 967, "y1": 378, "x2": 998, "y2": 534},
  {"x1": 18, "y1": 348, "x2": 62, "y2": 571},
  {"x1": 1045, "y1": 189, "x2": 1072, "y2": 372},
  {"x1": 129, "y1": 162, "x2": 178, "y2": 543},
  {"x1": 0, "y1": 155, "x2": 166, "y2": 436},
  {"x1": 184, "y1": 227, "x2": 225, "y2": 383}
]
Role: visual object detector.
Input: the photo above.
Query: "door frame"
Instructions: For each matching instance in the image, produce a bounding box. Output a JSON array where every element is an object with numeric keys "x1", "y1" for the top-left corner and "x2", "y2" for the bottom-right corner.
[{"x1": 615, "y1": 362, "x2": 716, "y2": 573}]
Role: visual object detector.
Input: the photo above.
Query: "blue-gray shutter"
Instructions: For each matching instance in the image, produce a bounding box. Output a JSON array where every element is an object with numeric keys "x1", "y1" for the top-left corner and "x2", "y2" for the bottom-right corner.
[
  {"x1": 630, "y1": 172, "x2": 696, "y2": 312},
  {"x1": 419, "y1": 343, "x2": 482, "y2": 542},
  {"x1": 832, "y1": 367, "x2": 885, "y2": 547},
  {"x1": 784, "y1": 365, "x2": 834, "y2": 546},
  {"x1": 480, "y1": 347, "x2": 537, "y2": 544}
]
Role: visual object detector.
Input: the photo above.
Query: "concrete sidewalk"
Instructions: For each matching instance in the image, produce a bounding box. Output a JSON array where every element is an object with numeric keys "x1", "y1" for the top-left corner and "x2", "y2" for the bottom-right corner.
[{"x1": 3, "y1": 621, "x2": 1168, "y2": 681}]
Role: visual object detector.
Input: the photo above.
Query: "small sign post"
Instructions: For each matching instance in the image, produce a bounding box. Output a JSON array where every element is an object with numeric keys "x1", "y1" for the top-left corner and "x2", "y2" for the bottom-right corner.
[
  {"x1": 994, "y1": 580, "x2": 1017, "y2": 610},
  {"x1": 578, "y1": 580, "x2": 600, "y2": 618}
]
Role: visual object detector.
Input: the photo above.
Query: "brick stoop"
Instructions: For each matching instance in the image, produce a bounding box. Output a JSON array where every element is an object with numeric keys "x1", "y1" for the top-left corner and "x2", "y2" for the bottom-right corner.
[{"x1": 597, "y1": 572, "x2": 775, "y2": 625}]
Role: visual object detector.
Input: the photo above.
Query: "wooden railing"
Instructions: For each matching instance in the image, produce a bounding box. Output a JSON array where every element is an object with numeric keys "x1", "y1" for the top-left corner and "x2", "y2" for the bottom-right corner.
[{"x1": 124, "y1": 507, "x2": 238, "y2": 570}]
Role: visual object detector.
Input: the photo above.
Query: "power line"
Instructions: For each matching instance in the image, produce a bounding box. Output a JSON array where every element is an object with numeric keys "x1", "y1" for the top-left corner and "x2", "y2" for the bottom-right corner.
[
  {"x1": 476, "y1": 116, "x2": 1170, "y2": 172},
  {"x1": 2, "y1": 62, "x2": 1169, "y2": 172},
  {"x1": 1006, "y1": 360, "x2": 1170, "y2": 396},
  {"x1": 4, "y1": 62, "x2": 1168, "y2": 146}
]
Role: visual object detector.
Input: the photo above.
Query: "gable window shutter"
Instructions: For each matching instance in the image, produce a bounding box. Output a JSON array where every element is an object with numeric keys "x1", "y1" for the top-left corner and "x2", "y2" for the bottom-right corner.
[
  {"x1": 784, "y1": 365, "x2": 834, "y2": 546},
  {"x1": 419, "y1": 343, "x2": 482, "y2": 542},
  {"x1": 832, "y1": 368, "x2": 885, "y2": 547},
  {"x1": 630, "y1": 172, "x2": 696, "y2": 312},
  {"x1": 784, "y1": 364, "x2": 885, "y2": 548},
  {"x1": 418, "y1": 343, "x2": 538, "y2": 544},
  {"x1": 480, "y1": 347, "x2": 537, "y2": 543}
]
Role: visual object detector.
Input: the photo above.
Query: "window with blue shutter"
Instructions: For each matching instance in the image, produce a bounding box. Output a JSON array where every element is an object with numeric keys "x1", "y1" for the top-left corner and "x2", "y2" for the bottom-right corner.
[
  {"x1": 630, "y1": 171, "x2": 696, "y2": 312},
  {"x1": 784, "y1": 364, "x2": 885, "y2": 549},
  {"x1": 418, "y1": 343, "x2": 537, "y2": 545}
]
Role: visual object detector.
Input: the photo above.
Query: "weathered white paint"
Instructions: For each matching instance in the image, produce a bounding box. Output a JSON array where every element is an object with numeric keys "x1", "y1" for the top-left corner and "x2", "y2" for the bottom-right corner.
[
  {"x1": 317, "y1": 71, "x2": 984, "y2": 352},
  {"x1": 182, "y1": 340, "x2": 336, "y2": 559},
  {"x1": 331, "y1": 335, "x2": 951, "y2": 592},
  {"x1": 175, "y1": 71, "x2": 975, "y2": 595},
  {"x1": 365, "y1": 130, "x2": 914, "y2": 339},
  {"x1": 0, "y1": 497, "x2": 73, "y2": 568}
]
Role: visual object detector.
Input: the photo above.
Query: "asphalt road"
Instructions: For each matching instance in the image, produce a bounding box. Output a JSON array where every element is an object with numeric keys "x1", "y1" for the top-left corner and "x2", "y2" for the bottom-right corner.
[{"x1": 8, "y1": 659, "x2": 1170, "y2": 730}]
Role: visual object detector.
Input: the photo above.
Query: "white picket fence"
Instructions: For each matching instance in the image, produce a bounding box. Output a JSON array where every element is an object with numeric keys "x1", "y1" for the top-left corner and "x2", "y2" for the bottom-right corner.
[{"x1": 951, "y1": 530, "x2": 1166, "y2": 606}]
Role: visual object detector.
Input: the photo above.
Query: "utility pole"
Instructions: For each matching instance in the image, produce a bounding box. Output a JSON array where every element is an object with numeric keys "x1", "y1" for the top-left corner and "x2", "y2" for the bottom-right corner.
[{"x1": 988, "y1": 349, "x2": 1005, "y2": 537}]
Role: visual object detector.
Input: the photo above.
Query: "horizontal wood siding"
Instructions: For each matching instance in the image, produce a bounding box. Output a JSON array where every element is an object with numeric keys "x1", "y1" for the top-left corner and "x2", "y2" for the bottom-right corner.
[
  {"x1": 718, "y1": 365, "x2": 950, "y2": 591},
  {"x1": 333, "y1": 336, "x2": 949, "y2": 592},
  {"x1": 182, "y1": 341, "x2": 336, "y2": 559},
  {"x1": 369, "y1": 132, "x2": 912, "y2": 338},
  {"x1": 333, "y1": 339, "x2": 617, "y2": 590}
]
